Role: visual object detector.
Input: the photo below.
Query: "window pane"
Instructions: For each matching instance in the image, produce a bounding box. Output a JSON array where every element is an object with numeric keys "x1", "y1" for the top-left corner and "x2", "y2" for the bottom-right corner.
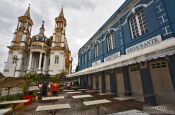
[
  {"x1": 129, "y1": 9, "x2": 147, "y2": 39},
  {"x1": 55, "y1": 55, "x2": 59, "y2": 64},
  {"x1": 107, "y1": 32, "x2": 115, "y2": 51},
  {"x1": 94, "y1": 44, "x2": 99, "y2": 58}
]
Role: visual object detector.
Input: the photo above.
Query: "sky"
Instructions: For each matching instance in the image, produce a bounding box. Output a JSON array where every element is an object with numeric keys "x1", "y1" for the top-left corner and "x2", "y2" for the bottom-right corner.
[{"x1": 0, "y1": 0, "x2": 125, "y2": 73}]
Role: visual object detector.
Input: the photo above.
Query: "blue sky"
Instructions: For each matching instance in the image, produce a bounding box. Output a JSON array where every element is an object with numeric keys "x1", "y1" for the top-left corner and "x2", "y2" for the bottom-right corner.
[{"x1": 0, "y1": 0, "x2": 125, "y2": 72}]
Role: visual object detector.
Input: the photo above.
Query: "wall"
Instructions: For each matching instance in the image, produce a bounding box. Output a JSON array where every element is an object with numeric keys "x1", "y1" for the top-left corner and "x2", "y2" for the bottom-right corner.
[
  {"x1": 78, "y1": 0, "x2": 175, "y2": 71},
  {"x1": 49, "y1": 50, "x2": 65, "y2": 75}
]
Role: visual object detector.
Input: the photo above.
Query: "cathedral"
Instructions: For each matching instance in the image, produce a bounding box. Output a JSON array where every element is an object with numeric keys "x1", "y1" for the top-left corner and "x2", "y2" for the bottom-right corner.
[{"x1": 3, "y1": 5, "x2": 71, "y2": 77}]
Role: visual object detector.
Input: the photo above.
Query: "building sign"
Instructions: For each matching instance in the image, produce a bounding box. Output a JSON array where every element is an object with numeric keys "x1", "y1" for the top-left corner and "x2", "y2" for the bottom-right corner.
[
  {"x1": 126, "y1": 35, "x2": 162, "y2": 54},
  {"x1": 104, "y1": 52, "x2": 120, "y2": 62},
  {"x1": 92, "y1": 60, "x2": 102, "y2": 66}
]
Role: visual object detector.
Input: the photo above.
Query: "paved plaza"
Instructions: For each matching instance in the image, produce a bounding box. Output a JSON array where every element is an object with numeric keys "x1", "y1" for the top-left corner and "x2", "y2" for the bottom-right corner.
[{"x1": 14, "y1": 92, "x2": 143, "y2": 115}]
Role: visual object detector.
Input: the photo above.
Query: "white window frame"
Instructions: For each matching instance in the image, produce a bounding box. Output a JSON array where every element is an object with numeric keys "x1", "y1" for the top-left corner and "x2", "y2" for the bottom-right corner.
[
  {"x1": 129, "y1": 9, "x2": 147, "y2": 39},
  {"x1": 94, "y1": 44, "x2": 99, "y2": 58},
  {"x1": 107, "y1": 32, "x2": 115, "y2": 52}
]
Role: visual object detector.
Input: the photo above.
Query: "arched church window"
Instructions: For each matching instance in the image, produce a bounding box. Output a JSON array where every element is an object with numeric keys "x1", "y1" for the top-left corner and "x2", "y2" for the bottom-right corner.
[
  {"x1": 36, "y1": 37, "x2": 39, "y2": 41},
  {"x1": 20, "y1": 22, "x2": 24, "y2": 29},
  {"x1": 56, "y1": 23, "x2": 58, "y2": 29},
  {"x1": 22, "y1": 34, "x2": 26, "y2": 41},
  {"x1": 60, "y1": 23, "x2": 63, "y2": 29},
  {"x1": 55, "y1": 55, "x2": 59, "y2": 64},
  {"x1": 23, "y1": 22, "x2": 26, "y2": 29},
  {"x1": 12, "y1": 55, "x2": 17, "y2": 63},
  {"x1": 28, "y1": 26, "x2": 31, "y2": 32}
]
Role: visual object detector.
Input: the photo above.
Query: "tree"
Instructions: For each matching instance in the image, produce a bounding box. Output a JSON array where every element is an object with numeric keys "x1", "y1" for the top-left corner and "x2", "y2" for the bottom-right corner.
[
  {"x1": 50, "y1": 76, "x2": 59, "y2": 83},
  {"x1": 22, "y1": 73, "x2": 32, "y2": 95},
  {"x1": 30, "y1": 72, "x2": 39, "y2": 84},
  {"x1": 52, "y1": 71, "x2": 67, "y2": 83}
]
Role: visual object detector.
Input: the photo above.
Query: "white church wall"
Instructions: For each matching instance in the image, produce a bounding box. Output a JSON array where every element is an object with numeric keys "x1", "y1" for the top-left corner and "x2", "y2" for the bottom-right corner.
[
  {"x1": 4, "y1": 51, "x2": 24, "y2": 77},
  {"x1": 49, "y1": 50, "x2": 65, "y2": 76}
]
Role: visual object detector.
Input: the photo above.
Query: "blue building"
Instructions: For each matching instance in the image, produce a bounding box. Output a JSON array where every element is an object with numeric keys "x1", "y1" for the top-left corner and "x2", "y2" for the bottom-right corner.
[{"x1": 69, "y1": 0, "x2": 175, "y2": 105}]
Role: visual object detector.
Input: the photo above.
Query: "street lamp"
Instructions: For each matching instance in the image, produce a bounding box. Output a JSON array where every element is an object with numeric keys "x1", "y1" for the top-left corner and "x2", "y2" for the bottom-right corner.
[
  {"x1": 12, "y1": 57, "x2": 23, "y2": 77},
  {"x1": 3, "y1": 62, "x2": 8, "y2": 72}
]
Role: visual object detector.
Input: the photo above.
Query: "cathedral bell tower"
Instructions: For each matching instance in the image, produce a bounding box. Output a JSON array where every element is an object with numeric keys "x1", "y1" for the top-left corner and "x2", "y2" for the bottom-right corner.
[
  {"x1": 11, "y1": 5, "x2": 33, "y2": 48},
  {"x1": 49, "y1": 7, "x2": 71, "y2": 75},
  {"x1": 4, "y1": 5, "x2": 33, "y2": 77},
  {"x1": 52, "y1": 7, "x2": 67, "y2": 48}
]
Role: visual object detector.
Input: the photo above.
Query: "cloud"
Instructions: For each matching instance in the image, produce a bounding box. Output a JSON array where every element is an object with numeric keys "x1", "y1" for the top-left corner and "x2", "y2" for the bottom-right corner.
[{"x1": 0, "y1": 0, "x2": 125, "y2": 73}]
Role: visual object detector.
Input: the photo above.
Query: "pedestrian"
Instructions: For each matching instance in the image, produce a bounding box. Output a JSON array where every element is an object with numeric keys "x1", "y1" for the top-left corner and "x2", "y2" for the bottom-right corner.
[
  {"x1": 47, "y1": 82, "x2": 52, "y2": 96},
  {"x1": 38, "y1": 82, "x2": 43, "y2": 100},
  {"x1": 42, "y1": 82, "x2": 47, "y2": 97},
  {"x1": 52, "y1": 82, "x2": 58, "y2": 96}
]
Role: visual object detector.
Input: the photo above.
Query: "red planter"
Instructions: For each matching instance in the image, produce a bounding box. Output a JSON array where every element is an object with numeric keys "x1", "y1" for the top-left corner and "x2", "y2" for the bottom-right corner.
[{"x1": 22, "y1": 95, "x2": 32, "y2": 106}]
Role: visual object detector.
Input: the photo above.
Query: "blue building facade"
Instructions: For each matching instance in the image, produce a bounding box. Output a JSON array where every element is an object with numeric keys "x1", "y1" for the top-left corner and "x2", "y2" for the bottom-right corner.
[
  {"x1": 69, "y1": 0, "x2": 175, "y2": 106},
  {"x1": 78, "y1": 0, "x2": 175, "y2": 70}
]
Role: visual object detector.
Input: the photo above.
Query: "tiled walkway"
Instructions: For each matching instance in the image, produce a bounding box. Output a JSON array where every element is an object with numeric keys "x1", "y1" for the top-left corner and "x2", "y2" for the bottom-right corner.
[{"x1": 14, "y1": 92, "x2": 144, "y2": 115}]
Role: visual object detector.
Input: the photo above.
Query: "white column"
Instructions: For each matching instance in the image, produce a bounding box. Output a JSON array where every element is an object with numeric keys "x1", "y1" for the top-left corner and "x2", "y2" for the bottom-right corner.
[
  {"x1": 28, "y1": 52, "x2": 33, "y2": 71},
  {"x1": 38, "y1": 52, "x2": 42, "y2": 70},
  {"x1": 43, "y1": 54, "x2": 47, "y2": 73}
]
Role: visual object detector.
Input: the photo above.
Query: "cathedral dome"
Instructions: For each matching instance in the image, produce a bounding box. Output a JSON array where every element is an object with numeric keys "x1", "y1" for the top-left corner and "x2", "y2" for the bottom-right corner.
[
  {"x1": 32, "y1": 33, "x2": 48, "y2": 43},
  {"x1": 31, "y1": 21, "x2": 49, "y2": 46}
]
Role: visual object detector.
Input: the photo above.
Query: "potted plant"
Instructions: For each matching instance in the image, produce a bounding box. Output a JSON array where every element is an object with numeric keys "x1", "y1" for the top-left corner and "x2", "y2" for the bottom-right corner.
[{"x1": 22, "y1": 73, "x2": 33, "y2": 106}]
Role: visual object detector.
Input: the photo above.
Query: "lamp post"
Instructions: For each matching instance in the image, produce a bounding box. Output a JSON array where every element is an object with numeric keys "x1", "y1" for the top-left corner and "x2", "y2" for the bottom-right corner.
[
  {"x1": 3, "y1": 62, "x2": 7, "y2": 72},
  {"x1": 12, "y1": 57, "x2": 23, "y2": 77}
]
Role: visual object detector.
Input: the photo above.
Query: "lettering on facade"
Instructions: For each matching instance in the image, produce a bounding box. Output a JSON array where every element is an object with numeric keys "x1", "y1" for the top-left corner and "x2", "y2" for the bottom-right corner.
[
  {"x1": 92, "y1": 60, "x2": 102, "y2": 66},
  {"x1": 104, "y1": 52, "x2": 120, "y2": 62},
  {"x1": 126, "y1": 35, "x2": 162, "y2": 54}
]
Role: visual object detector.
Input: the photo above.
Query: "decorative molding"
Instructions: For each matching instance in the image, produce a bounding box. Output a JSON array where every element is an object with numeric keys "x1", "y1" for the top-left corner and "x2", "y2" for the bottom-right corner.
[{"x1": 80, "y1": 0, "x2": 154, "y2": 54}]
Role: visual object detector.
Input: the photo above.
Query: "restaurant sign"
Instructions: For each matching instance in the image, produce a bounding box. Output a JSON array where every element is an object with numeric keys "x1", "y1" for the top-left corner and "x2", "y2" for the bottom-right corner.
[{"x1": 126, "y1": 35, "x2": 162, "y2": 54}]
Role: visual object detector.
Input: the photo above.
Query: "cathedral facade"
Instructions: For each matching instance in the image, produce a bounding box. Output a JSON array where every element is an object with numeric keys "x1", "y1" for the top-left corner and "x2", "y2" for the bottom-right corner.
[{"x1": 3, "y1": 6, "x2": 71, "y2": 77}]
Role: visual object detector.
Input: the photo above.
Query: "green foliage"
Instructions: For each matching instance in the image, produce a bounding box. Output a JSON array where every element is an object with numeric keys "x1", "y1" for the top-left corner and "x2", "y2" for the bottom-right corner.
[
  {"x1": 30, "y1": 73, "x2": 39, "y2": 83},
  {"x1": 23, "y1": 85, "x2": 29, "y2": 95},
  {"x1": 48, "y1": 71, "x2": 67, "y2": 83},
  {"x1": 50, "y1": 76, "x2": 58, "y2": 82},
  {"x1": 22, "y1": 73, "x2": 32, "y2": 87},
  {"x1": 7, "y1": 94, "x2": 22, "y2": 101},
  {"x1": 22, "y1": 73, "x2": 33, "y2": 95},
  {"x1": 32, "y1": 90, "x2": 38, "y2": 97},
  {"x1": 59, "y1": 83, "x2": 63, "y2": 88},
  {"x1": 55, "y1": 71, "x2": 67, "y2": 81}
]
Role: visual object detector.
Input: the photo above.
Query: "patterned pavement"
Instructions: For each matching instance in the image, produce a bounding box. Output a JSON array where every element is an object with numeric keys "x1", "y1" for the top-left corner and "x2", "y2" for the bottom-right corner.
[{"x1": 14, "y1": 92, "x2": 144, "y2": 115}]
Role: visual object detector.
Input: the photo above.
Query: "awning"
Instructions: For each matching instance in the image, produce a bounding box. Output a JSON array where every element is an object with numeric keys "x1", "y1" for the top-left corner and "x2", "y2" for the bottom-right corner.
[{"x1": 68, "y1": 37, "x2": 175, "y2": 78}]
